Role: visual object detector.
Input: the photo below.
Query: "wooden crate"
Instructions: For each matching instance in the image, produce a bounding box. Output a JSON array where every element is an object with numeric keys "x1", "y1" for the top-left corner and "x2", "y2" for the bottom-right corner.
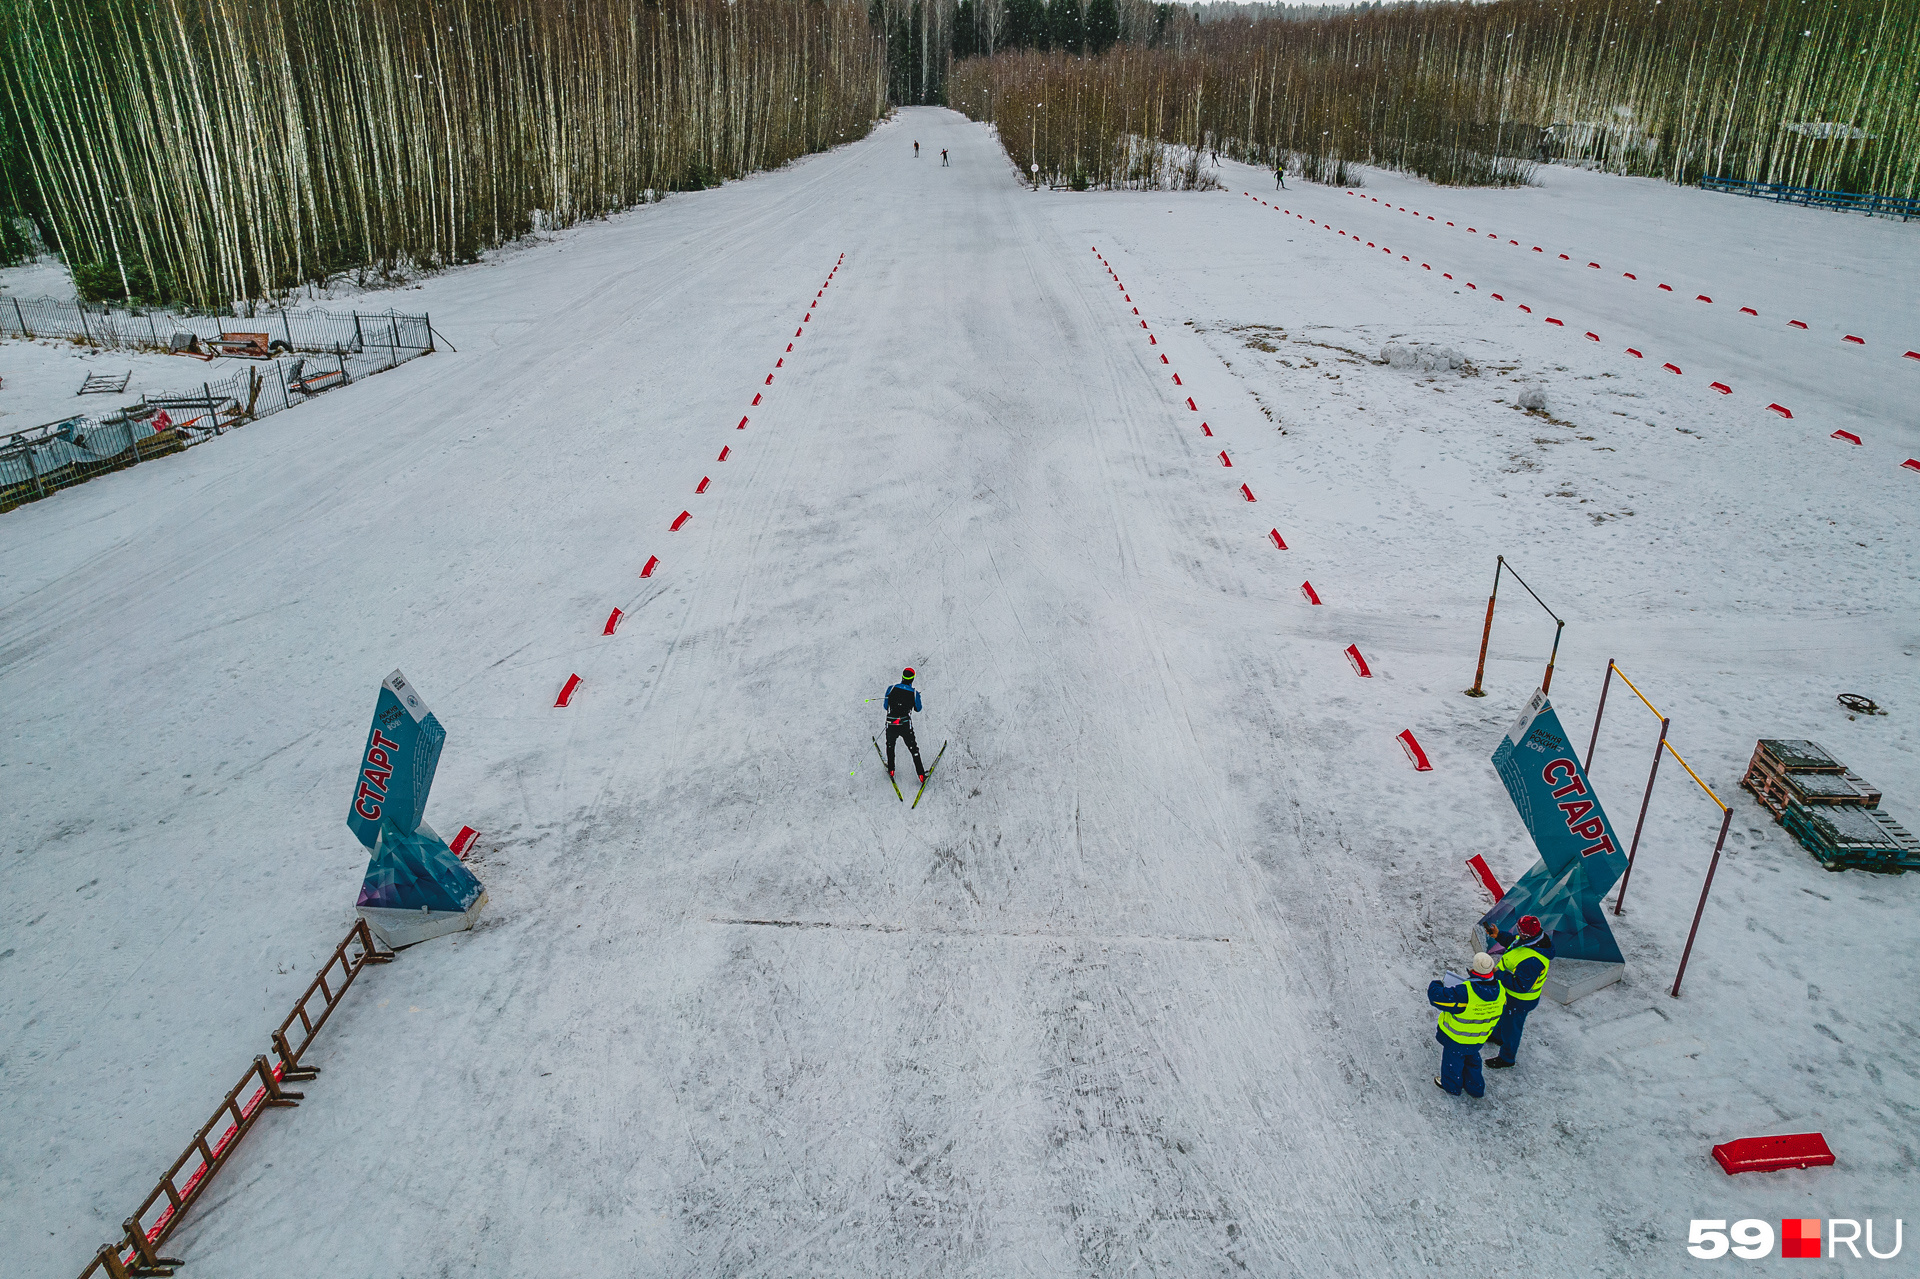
[{"x1": 1782, "y1": 801, "x2": 1920, "y2": 874}]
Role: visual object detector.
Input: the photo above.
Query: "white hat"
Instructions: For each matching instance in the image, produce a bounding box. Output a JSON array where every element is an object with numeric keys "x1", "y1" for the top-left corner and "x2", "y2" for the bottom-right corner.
[{"x1": 1470, "y1": 952, "x2": 1497, "y2": 976}]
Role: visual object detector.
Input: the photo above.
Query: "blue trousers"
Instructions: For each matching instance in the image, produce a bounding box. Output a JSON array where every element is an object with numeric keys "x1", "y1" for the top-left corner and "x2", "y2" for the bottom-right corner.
[
  {"x1": 1488, "y1": 999, "x2": 1537, "y2": 1066},
  {"x1": 1437, "y1": 1031, "x2": 1485, "y2": 1097}
]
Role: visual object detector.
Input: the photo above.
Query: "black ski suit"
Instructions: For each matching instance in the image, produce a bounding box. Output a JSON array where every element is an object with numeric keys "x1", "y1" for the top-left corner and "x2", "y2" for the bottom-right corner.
[{"x1": 884, "y1": 683, "x2": 925, "y2": 777}]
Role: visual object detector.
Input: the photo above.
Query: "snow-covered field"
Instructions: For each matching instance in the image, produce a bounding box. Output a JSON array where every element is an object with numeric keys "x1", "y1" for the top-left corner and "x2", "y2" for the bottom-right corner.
[{"x1": 2, "y1": 107, "x2": 1915, "y2": 1277}]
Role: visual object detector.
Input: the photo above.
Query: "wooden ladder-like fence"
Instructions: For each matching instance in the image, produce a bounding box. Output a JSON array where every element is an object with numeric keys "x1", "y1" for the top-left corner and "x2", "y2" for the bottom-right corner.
[{"x1": 75, "y1": 919, "x2": 392, "y2": 1278}]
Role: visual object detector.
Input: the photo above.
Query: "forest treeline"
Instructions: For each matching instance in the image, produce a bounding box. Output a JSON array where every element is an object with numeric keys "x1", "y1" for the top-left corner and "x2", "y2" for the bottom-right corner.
[
  {"x1": 923, "y1": 0, "x2": 1920, "y2": 198},
  {"x1": 0, "y1": 0, "x2": 887, "y2": 304}
]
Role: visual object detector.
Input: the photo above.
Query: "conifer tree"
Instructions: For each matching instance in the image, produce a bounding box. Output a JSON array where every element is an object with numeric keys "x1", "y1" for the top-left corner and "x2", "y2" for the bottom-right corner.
[
  {"x1": 1085, "y1": 0, "x2": 1119, "y2": 54},
  {"x1": 1048, "y1": 0, "x2": 1084, "y2": 56}
]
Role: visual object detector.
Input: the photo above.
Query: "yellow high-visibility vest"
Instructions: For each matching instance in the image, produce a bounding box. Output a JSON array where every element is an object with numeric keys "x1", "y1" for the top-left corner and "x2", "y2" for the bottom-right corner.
[
  {"x1": 1438, "y1": 979, "x2": 1506, "y2": 1044},
  {"x1": 1497, "y1": 943, "x2": 1550, "y2": 1003}
]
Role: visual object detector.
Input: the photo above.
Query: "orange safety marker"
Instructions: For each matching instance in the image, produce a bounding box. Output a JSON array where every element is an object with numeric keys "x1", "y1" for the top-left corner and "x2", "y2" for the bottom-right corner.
[
  {"x1": 1299, "y1": 580, "x2": 1320, "y2": 603},
  {"x1": 1219, "y1": 450, "x2": 1232, "y2": 467},
  {"x1": 450, "y1": 826, "x2": 480, "y2": 858},
  {"x1": 555, "y1": 674, "x2": 582, "y2": 708},
  {"x1": 1768, "y1": 403, "x2": 1794, "y2": 418},
  {"x1": 1240, "y1": 483, "x2": 1256, "y2": 501},
  {"x1": 695, "y1": 476, "x2": 710, "y2": 493},
  {"x1": 1345, "y1": 644, "x2": 1373, "y2": 677},
  {"x1": 603, "y1": 608, "x2": 623, "y2": 635},
  {"x1": 718, "y1": 446, "x2": 730, "y2": 461},
  {"x1": 670, "y1": 510, "x2": 691, "y2": 531},
  {"x1": 1831, "y1": 430, "x2": 1862, "y2": 445},
  {"x1": 640, "y1": 555, "x2": 659, "y2": 577},
  {"x1": 1844, "y1": 334, "x2": 1865, "y2": 345},
  {"x1": 1710, "y1": 382, "x2": 1732, "y2": 395}
]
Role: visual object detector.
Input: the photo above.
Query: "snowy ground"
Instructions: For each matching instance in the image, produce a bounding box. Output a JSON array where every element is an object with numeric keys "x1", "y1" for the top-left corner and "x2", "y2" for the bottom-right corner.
[{"x1": 2, "y1": 108, "x2": 1916, "y2": 1277}]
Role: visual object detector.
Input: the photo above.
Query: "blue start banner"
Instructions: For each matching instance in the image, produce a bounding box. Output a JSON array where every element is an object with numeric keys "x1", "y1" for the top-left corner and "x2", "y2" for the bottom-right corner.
[
  {"x1": 345, "y1": 670, "x2": 446, "y2": 850},
  {"x1": 1481, "y1": 687, "x2": 1629, "y2": 964}
]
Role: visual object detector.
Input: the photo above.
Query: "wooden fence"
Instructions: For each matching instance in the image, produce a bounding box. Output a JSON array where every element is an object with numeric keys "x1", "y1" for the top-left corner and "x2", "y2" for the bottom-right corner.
[{"x1": 74, "y1": 919, "x2": 392, "y2": 1278}]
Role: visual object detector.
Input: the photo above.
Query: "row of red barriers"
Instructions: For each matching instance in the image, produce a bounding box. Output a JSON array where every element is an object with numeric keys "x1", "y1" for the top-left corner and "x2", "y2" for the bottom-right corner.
[
  {"x1": 1247, "y1": 191, "x2": 1907, "y2": 470},
  {"x1": 1345, "y1": 189, "x2": 1912, "y2": 365},
  {"x1": 1090, "y1": 241, "x2": 1432, "y2": 773},
  {"x1": 552, "y1": 253, "x2": 847, "y2": 709}
]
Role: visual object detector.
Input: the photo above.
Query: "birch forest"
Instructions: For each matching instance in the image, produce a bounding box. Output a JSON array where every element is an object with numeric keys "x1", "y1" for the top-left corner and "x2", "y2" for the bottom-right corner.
[
  {"x1": 950, "y1": 0, "x2": 1920, "y2": 196},
  {"x1": 0, "y1": 0, "x2": 888, "y2": 304}
]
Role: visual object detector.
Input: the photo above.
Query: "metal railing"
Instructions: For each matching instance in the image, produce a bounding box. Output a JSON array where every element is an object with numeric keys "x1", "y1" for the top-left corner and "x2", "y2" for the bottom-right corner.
[
  {"x1": 2, "y1": 310, "x2": 431, "y2": 516},
  {"x1": 74, "y1": 919, "x2": 392, "y2": 1279},
  {"x1": 0, "y1": 296, "x2": 433, "y2": 356},
  {"x1": 1700, "y1": 175, "x2": 1919, "y2": 221}
]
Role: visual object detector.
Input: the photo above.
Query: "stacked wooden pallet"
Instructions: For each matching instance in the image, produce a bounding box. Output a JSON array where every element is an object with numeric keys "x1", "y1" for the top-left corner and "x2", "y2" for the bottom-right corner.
[{"x1": 1741, "y1": 739, "x2": 1917, "y2": 873}]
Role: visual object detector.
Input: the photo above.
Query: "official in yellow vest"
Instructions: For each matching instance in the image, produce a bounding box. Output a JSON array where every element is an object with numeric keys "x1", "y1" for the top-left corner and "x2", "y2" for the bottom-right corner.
[
  {"x1": 1428, "y1": 952, "x2": 1506, "y2": 1097},
  {"x1": 1484, "y1": 915, "x2": 1554, "y2": 1069}
]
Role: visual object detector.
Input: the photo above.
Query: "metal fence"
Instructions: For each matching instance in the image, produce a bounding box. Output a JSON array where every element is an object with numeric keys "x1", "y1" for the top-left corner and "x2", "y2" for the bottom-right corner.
[
  {"x1": 1700, "y1": 175, "x2": 1919, "y2": 221},
  {"x1": 1, "y1": 308, "x2": 431, "y2": 515},
  {"x1": 0, "y1": 295, "x2": 434, "y2": 355}
]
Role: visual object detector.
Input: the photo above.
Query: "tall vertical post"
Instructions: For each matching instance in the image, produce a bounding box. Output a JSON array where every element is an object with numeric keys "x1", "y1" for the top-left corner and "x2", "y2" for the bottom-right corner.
[
  {"x1": 1465, "y1": 556, "x2": 1503, "y2": 697},
  {"x1": 14, "y1": 295, "x2": 30, "y2": 338},
  {"x1": 1540, "y1": 618, "x2": 1565, "y2": 694},
  {"x1": 1670, "y1": 805, "x2": 1734, "y2": 997},
  {"x1": 281, "y1": 307, "x2": 295, "y2": 350},
  {"x1": 1613, "y1": 718, "x2": 1669, "y2": 914},
  {"x1": 76, "y1": 301, "x2": 94, "y2": 346},
  {"x1": 1585, "y1": 659, "x2": 1615, "y2": 771}
]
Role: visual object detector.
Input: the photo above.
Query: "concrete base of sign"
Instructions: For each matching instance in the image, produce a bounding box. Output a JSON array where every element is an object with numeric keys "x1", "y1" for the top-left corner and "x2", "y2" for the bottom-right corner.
[
  {"x1": 359, "y1": 891, "x2": 486, "y2": 949},
  {"x1": 1545, "y1": 958, "x2": 1625, "y2": 1005}
]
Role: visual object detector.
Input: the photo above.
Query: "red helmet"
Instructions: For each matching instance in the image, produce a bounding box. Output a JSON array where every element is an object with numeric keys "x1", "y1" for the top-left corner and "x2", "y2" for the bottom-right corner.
[{"x1": 1517, "y1": 915, "x2": 1543, "y2": 938}]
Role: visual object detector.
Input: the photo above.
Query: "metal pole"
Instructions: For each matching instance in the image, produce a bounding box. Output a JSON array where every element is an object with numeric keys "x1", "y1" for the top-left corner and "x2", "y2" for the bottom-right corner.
[
  {"x1": 1540, "y1": 618, "x2": 1565, "y2": 694},
  {"x1": 1584, "y1": 658, "x2": 1615, "y2": 771},
  {"x1": 281, "y1": 306, "x2": 295, "y2": 350},
  {"x1": 11, "y1": 296, "x2": 26, "y2": 338},
  {"x1": 1670, "y1": 805, "x2": 1734, "y2": 997},
  {"x1": 76, "y1": 301, "x2": 94, "y2": 346},
  {"x1": 1613, "y1": 717, "x2": 1668, "y2": 914},
  {"x1": 1465, "y1": 555, "x2": 1503, "y2": 696}
]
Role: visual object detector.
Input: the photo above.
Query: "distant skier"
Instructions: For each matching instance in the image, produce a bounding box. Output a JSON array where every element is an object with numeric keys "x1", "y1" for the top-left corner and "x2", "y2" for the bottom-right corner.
[
  {"x1": 941, "y1": 148, "x2": 950, "y2": 167},
  {"x1": 1275, "y1": 166, "x2": 1287, "y2": 190},
  {"x1": 883, "y1": 667, "x2": 926, "y2": 782},
  {"x1": 914, "y1": 140, "x2": 920, "y2": 158}
]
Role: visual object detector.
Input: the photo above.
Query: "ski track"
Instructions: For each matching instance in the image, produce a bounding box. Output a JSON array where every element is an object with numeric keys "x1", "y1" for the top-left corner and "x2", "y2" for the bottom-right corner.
[{"x1": 2, "y1": 110, "x2": 1916, "y2": 1278}]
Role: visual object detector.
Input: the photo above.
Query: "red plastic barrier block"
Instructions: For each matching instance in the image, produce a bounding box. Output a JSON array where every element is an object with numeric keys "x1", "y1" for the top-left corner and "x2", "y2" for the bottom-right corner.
[
  {"x1": 775, "y1": 358, "x2": 783, "y2": 368},
  {"x1": 1711, "y1": 1133, "x2": 1834, "y2": 1175},
  {"x1": 1904, "y1": 459, "x2": 1920, "y2": 473},
  {"x1": 1397, "y1": 729, "x2": 1433, "y2": 771},
  {"x1": 1186, "y1": 397, "x2": 1199, "y2": 411},
  {"x1": 1201, "y1": 422, "x2": 1213, "y2": 436},
  {"x1": 1149, "y1": 335, "x2": 1157, "y2": 345},
  {"x1": 1491, "y1": 293, "x2": 1504, "y2": 301},
  {"x1": 1532, "y1": 246, "x2": 1543, "y2": 252},
  {"x1": 1161, "y1": 354, "x2": 1169, "y2": 364},
  {"x1": 1518, "y1": 305, "x2": 1532, "y2": 313},
  {"x1": 603, "y1": 607, "x2": 623, "y2": 635},
  {"x1": 804, "y1": 312, "x2": 811, "y2": 321},
  {"x1": 718, "y1": 446, "x2": 730, "y2": 461},
  {"x1": 1658, "y1": 283, "x2": 1673, "y2": 291},
  {"x1": 1172, "y1": 373, "x2": 1182, "y2": 385},
  {"x1": 1696, "y1": 294, "x2": 1713, "y2": 303},
  {"x1": 738, "y1": 416, "x2": 748, "y2": 429},
  {"x1": 670, "y1": 510, "x2": 691, "y2": 531},
  {"x1": 1663, "y1": 362, "x2": 1683, "y2": 374},
  {"x1": 1844, "y1": 334, "x2": 1865, "y2": 345},
  {"x1": 451, "y1": 826, "x2": 479, "y2": 857},
  {"x1": 555, "y1": 674, "x2": 582, "y2": 708},
  {"x1": 1768, "y1": 403, "x2": 1794, "y2": 419},
  {"x1": 1466, "y1": 283, "x2": 1476, "y2": 290},
  {"x1": 1215, "y1": 450, "x2": 1231, "y2": 467},
  {"x1": 1443, "y1": 273, "x2": 1452, "y2": 280},
  {"x1": 1585, "y1": 332, "x2": 1600, "y2": 342},
  {"x1": 1422, "y1": 264, "x2": 1431, "y2": 270},
  {"x1": 1740, "y1": 307, "x2": 1758, "y2": 316},
  {"x1": 640, "y1": 555, "x2": 658, "y2": 578},
  {"x1": 1545, "y1": 317, "x2": 1563, "y2": 326},
  {"x1": 1904, "y1": 350, "x2": 1920, "y2": 360},
  {"x1": 695, "y1": 476, "x2": 710, "y2": 494},
  {"x1": 1626, "y1": 348, "x2": 1644, "y2": 358},
  {"x1": 1710, "y1": 382, "x2": 1732, "y2": 395},
  {"x1": 751, "y1": 393, "x2": 761, "y2": 406},
  {"x1": 764, "y1": 373, "x2": 774, "y2": 384},
  {"x1": 786, "y1": 343, "x2": 793, "y2": 353},
  {"x1": 1401, "y1": 256, "x2": 1410, "y2": 262},
  {"x1": 1466, "y1": 854, "x2": 1503, "y2": 900},
  {"x1": 1141, "y1": 320, "x2": 1149, "y2": 329},
  {"x1": 1789, "y1": 319, "x2": 1808, "y2": 329},
  {"x1": 1623, "y1": 272, "x2": 1636, "y2": 279},
  {"x1": 1559, "y1": 253, "x2": 1570, "y2": 260},
  {"x1": 1831, "y1": 430, "x2": 1862, "y2": 445},
  {"x1": 1588, "y1": 262, "x2": 1601, "y2": 269},
  {"x1": 1344, "y1": 644, "x2": 1373, "y2": 677},
  {"x1": 795, "y1": 328, "x2": 803, "y2": 337},
  {"x1": 1299, "y1": 580, "x2": 1320, "y2": 603},
  {"x1": 1240, "y1": 483, "x2": 1256, "y2": 501}
]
